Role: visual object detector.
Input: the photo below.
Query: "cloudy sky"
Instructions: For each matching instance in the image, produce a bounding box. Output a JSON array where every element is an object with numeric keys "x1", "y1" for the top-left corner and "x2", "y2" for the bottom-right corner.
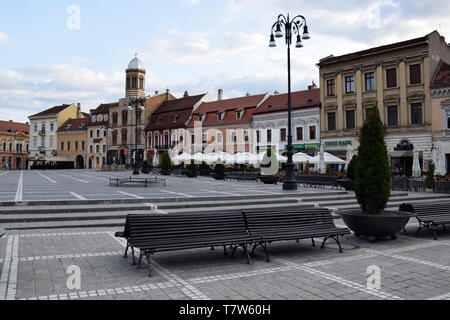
[{"x1": 1, "y1": 0, "x2": 449, "y2": 123}]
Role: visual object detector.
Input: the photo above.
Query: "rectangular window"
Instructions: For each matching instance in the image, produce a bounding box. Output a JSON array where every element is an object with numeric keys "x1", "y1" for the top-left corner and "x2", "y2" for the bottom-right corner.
[
  {"x1": 113, "y1": 114, "x2": 118, "y2": 124},
  {"x1": 96, "y1": 129, "x2": 100, "y2": 138},
  {"x1": 267, "y1": 130, "x2": 272, "y2": 143},
  {"x1": 191, "y1": 134, "x2": 195, "y2": 144},
  {"x1": 89, "y1": 145, "x2": 93, "y2": 153},
  {"x1": 104, "y1": 129, "x2": 107, "y2": 137},
  {"x1": 82, "y1": 141, "x2": 85, "y2": 151},
  {"x1": 50, "y1": 123, "x2": 54, "y2": 131},
  {"x1": 244, "y1": 131, "x2": 249, "y2": 142},
  {"x1": 410, "y1": 64, "x2": 421, "y2": 84},
  {"x1": 345, "y1": 76, "x2": 355, "y2": 94},
  {"x1": 103, "y1": 145, "x2": 106, "y2": 153},
  {"x1": 386, "y1": 68, "x2": 397, "y2": 88},
  {"x1": 296, "y1": 127, "x2": 303, "y2": 140},
  {"x1": 365, "y1": 72, "x2": 375, "y2": 91},
  {"x1": 75, "y1": 141, "x2": 78, "y2": 151},
  {"x1": 280, "y1": 128, "x2": 287, "y2": 142},
  {"x1": 49, "y1": 136, "x2": 54, "y2": 148},
  {"x1": 67, "y1": 141, "x2": 70, "y2": 151},
  {"x1": 346, "y1": 110, "x2": 355, "y2": 129},
  {"x1": 256, "y1": 130, "x2": 260, "y2": 143},
  {"x1": 60, "y1": 141, "x2": 64, "y2": 151},
  {"x1": 89, "y1": 130, "x2": 93, "y2": 138},
  {"x1": 217, "y1": 132, "x2": 223, "y2": 143},
  {"x1": 327, "y1": 79, "x2": 335, "y2": 96},
  {"x1": 309, "y1": 126, "x2": 316, "y2": 140},
  {"x1": 411, "y1": 103, "x2": 423, "y2": 125},
  {"x1": 328, "y1": 112, "x2": 336, "y2": 131},
  {"x1": 34, "y1": 124, "x2": 38, "y2": 132},
  {"x1": 122, "y1": 132, "x2": 127, "y2": 144},
  {"x1": 96, "y1": 145, "x2": 99, "y2": 153},
  {"x1": 388, "y1": 106, "x2": 398, "y2": 126},
  {"x1": 231, "y1": 132, "x2": 237, "y2": 143},
  {"x1": 447, "y1": 111, "x2": 450, "y2": 129}
]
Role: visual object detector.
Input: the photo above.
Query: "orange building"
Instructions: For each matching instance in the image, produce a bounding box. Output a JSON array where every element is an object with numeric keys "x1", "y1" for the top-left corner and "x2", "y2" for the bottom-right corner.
[{"x1": 0, "y1": 120, "x2": 30, "y2": 170}]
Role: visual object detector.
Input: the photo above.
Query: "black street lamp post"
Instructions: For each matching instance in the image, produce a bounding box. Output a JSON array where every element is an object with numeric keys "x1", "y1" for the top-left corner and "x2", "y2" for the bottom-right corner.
[
  {"x1": 269, "y1": 13, "x2": 310, "y2": 191},
  {"x1": 128, "y1": 96, "x2": 146, "y2": 175}
]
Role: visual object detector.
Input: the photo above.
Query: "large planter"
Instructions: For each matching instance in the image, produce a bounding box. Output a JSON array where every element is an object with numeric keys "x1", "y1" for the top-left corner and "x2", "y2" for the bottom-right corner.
[
  {"x1": 260, "y1": 176, "x2": 280, "y2": 184},
  {"x1": 213, "y1": 173, "x2": 225, "y2": 180},
  {"x1": 338, "y1": 210, "x2": 416, "y2": 242},
  {"x1": 161, "y1": 170, "x2": 172, "y2": 176}
]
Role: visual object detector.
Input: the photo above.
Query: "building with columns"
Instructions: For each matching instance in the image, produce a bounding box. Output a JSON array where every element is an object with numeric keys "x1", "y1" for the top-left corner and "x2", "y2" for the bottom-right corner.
[
  {"x1": 318, "y1": 31, "x2": 450, "y2": 176},
  {"x1": 107, "y1": 56, "x2": 176, "y2": 166}
]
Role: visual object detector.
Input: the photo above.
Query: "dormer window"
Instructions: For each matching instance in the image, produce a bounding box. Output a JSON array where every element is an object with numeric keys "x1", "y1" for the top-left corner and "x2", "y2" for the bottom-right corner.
[
  {"x1": 104, "y1": 114, "x2": 108, "y2": 122},
  {"x1": 172, "y1": 115, "x2": 179, "y2": 122},
  {"x1": 217, "y1": 112, "x2": 225, "y2": 121},
  {"x1": 198, "y1": 114, "x2": 206, "y2": 122},
  {"x1": 97, "y1": 114, "x2": 103, "y2": 122},
  {"x1": 91, "y1": 115, "x2": 96, "y2": 123},
  {"x1": 236, "y1": 110, "x2": 244, "y2": 120}
]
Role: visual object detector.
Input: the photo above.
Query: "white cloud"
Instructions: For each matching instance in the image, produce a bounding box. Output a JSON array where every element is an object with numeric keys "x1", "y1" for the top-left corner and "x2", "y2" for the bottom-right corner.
[
  {"x1": 186, "y1": 0, "x2": 200, "y2": 6},
  {"x1": 0, "y1": 32, "x2": 9, "y2": 43}
]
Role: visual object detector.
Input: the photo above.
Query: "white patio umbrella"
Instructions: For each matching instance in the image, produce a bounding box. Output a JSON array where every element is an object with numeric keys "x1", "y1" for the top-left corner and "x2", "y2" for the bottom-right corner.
[
  {"x1": 412, "y1": 145, "x2": 421, "y2": 177},
  {"x1": 344, "y1": 144, "x2": 354, "y2": 171},
  {"x1": 153, "y1": 154, "x2": 159, "y2": 167},
  {"x1": 172, "y1": 152, "x2": 192, "y2": 165},
  {"x1": 214, "y1": 152, "x2": 234, "y2": 164},
  {"x1": 192, "y1": 152, "x2": 206, "y2": 164},
  {"x1": 292, "y1": 152, "x2": 314, "y2": 164},
  {"x1": 203, "y1": 152, "x2": 220, "y2": 165},
  {"x1": 310, "y1": 152, "x2": 346, "y2": 165},
  {"x1": 433, "y1": 141, "x2": 446, "y2": 176},
  {"x1": 318, "y1": 146, "x2": 326, "y2": 174},
  {"x1": 257, "y1": 151, "x2": 287, "y2": 163}
]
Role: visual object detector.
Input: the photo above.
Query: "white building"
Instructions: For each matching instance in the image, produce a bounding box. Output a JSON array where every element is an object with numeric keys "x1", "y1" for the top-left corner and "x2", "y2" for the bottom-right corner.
[
  {"x1": 252, "y1": 88, "x2": 321, "y2": 158},
  {"x1": 28, "y1": 104, "x2": 82, "y2": 166}
]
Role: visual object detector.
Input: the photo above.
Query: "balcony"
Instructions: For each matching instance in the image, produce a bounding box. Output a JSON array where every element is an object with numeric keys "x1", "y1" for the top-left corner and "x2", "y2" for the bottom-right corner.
[
  {"x1": 38, "y1": 130, "x2": 46, "y2": 136},
  {"x1": 38, "y1": 146, "x2": 46, "y2": 152}
]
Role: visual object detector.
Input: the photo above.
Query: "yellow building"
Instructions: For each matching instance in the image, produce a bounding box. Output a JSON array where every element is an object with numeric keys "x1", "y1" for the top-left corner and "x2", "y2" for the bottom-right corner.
[
  {"x1": 431, "y1": 61, "x2": 450, "y2": 174},
  {"x1": 56, "y1": 118, "x2": 89, "y2": 169},
  {"x1": 317, "y1": 31, "x2": 450, "y2": 175}
]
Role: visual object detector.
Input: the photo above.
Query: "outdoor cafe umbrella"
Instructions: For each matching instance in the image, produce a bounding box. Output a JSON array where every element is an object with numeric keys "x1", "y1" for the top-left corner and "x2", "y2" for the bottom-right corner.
[
  {"x1": 257, "y1": 151, "x2": 287, "y2": 163},
  {"x1": 292, "y1": 152, "x2": 314, "y2": 164},
  {"x1": 412, "y1": 145, "x2": 421, "y2": 177},
  {"x1": 433, "y1": 141, "x2": 446, "y2": 176},
  {"x1": 344, "y1": 144, "x2": 354, "y2": 171}
]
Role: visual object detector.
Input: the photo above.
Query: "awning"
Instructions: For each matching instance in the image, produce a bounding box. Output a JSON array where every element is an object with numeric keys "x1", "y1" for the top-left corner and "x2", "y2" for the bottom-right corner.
[
  {"x1": 42, "y1": 156, "x2": 74, "y2": 162},
  {"x1": 390, "y1": 151, "x2": 414, "y2": 158}
]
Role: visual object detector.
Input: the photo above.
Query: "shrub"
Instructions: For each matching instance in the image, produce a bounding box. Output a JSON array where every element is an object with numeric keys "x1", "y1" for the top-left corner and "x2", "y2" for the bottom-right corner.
[
  {"x1": 346, "y1": 155, "x2": 358, "y2": 181},
  {"x1": 161, "y1": 152, "x2": 172, "y2": 171},
  {"x1": 187, "y1": 160, "x2": 197, "y2": 175},
  {"x1": 303, "y1": 161, "x2": 310, "y2": 175},
  {"x1": 325, "y1": 165, "x2": 332, "y2": 176},
  {"x1": 354, "y1": 107, "x2": 391, "y2": 215},
  {"x1": 425, "y1": 161, "x2": 435, "y2": 189}
]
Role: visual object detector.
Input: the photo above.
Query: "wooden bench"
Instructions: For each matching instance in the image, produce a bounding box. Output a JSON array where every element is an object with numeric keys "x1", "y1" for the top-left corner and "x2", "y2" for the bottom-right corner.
[
  {"x1": 242, "y1": 206, "x2": 350, "y2": 261},
  {"x1": 0, "y1": 228, "x2": 5, "y2": 238},
  {"x1": 399, "y1": 202, "x2": 450, "y2": 240},
  {"x1": 116, "y1": 211, "x2": 260, "y2": 276},
  {"x1": 295, "y1": 175, "x2": 343, "y2": 189}
]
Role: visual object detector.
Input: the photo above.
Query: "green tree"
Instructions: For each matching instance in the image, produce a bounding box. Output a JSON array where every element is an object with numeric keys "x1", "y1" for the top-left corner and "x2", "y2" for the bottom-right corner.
[
  {"x1": 325, "y1": 165, "x2": 332, "y2": 176},
  {"x1": 354, "y1": 107, "x2": 391, "y2": 215},
  {"x1": 346, "y1": 155, "x2": 358, "y2": 181},
  {"x1": 425, "y1": 161, "x2": 435, "y2": 189},
  {"x1": 161, "y1": 152, "x2": 172, "y2": 171}
]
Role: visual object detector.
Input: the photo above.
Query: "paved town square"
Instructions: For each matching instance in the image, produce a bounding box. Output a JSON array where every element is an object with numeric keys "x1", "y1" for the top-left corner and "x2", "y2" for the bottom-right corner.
[{"x1": 0, "y1": 170, "x2": 449, "y2": 301}]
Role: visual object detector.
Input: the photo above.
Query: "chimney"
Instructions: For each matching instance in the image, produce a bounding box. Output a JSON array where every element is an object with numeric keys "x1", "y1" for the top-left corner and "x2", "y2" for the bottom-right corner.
[
  {"x1": 218, "y1": 89, "x2": 223, "y2": 101},
  {"x1": 77, "y1": 103, "x2": 81, "y2": 118},
  {"x1": 166, "y1": 88, "x2": 170, "y2": 100},
  {"x1": 9, "y1": 120, "x2": 13, "y2": 122},
  {"x1": 308, "y1": 80, "x2": 317, "y2": 90},
  {"x1": 245, "y1": 92, "x2": 250, "y2": 97},
  {"x1": 155, "y1": 90, "x2": 159, "y2": 95},
  {"x1": 274, "y1": 90, "x2": 279, "y2": 95},
  {"x1": 183, "y1": 90, "x2": 189, "y2": 98}
]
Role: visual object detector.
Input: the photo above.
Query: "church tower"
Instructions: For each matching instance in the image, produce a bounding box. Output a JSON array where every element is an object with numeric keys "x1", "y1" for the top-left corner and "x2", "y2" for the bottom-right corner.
[{"x1": 125, "y1": 54, "x2": 146, "y2": 98}]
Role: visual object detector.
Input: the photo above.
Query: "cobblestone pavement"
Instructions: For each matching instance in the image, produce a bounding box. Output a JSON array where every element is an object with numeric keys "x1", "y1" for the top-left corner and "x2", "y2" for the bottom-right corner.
[
  {"x1": 0, "y1": 169, "x2": 335, "y2": 203},
  {"x1": 1, "y1": 223, "x2": 449, "y2": 300}
]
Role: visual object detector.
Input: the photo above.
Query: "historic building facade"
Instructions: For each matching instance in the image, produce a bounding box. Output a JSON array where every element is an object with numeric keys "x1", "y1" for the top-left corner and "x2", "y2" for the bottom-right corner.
[
  {"x1": 145, "y1": 92, "x2": 207, "y2": 164},
  {"x1": 186, "y1": 91, "x2": 269, "y2": 155},
  {"x1": 431, "y1": 61, "x2": 450, "y2": 174},
  {"x1": 252, "y1": 87, "x2": 321, "y2": 156},
  {"x1": 317, "y1": 31, "x2": 450, "y2": 175},
  {"x1": 107, "y1": 57, "x2": 176, "y2": 166},
  {"x1": 57, "y1": 118, "x2": 89, "y2": 169},
  {"x1": 28, "y1": 103, "x2": 86, "y2": 167},
  {"x1": 0, "y1": 120, "x2": 30, "y2": 170}
]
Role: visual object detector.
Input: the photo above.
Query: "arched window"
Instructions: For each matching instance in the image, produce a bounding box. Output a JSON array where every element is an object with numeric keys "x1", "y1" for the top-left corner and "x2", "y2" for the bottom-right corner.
[
  {"x1": 9, "y1": 142, "x2": 12, "y2": 151},
  {"x1": 121, "y1": 129, "x2": 128, "y2": 144},
  {"x1": 16, "y1": 143, "x2": 20, "y2": 152},
  {"x1": 126, "y1": 77, "x2": 131, "y2": 89},
  {"x1": 122, "y1": 110, "x2": 128, "y2": 124}
]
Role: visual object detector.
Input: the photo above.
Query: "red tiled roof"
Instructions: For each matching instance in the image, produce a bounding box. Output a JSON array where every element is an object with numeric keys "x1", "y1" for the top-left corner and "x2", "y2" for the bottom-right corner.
[
  {"x1": 145, "y1": 94, "x2": 206, "y2": 131},
  {"x1": 254, "y1": 89, "x2": 320, "y2": 115},
  {"x1": 0, "y1": 120, "x2": 30, "y2": 135},
  {"x1": 431, "y1": 61, "x2": 450, "y2": 88},
  {"x1": 153, "y1": 94, "x2": 206, "y2": 115},
  {"x1": 29, "y1": 104, "x2": 73, "y2": 118},
  {"x1": 186, "y1": 94, "x2": 267, "y2": 128},
  {"x1": 91, "y1": 102, "x2": 118, "y2": 115},
  {"x1": 57, "y1": 118, "x2": 89, "y2": 132}
]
